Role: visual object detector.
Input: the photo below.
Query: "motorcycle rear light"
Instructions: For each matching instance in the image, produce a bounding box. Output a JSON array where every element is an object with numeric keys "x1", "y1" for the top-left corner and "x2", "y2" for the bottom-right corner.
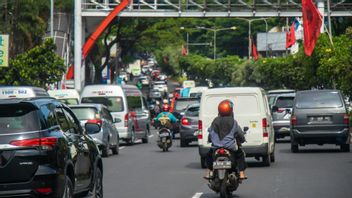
[
  {"x1": 181, "y1": 118, "x2": 190, "y2": 125},
  {"x1": 36, "y1": 187, "x2": 52, "y2": 194},
  {"x1": 344, "y1": 114, "x2": 349, "y2": 124},
  {"x1": 124, "y1": 113, "x2": 129, "y2": 127},
  {"x1": 10, "y1": 137, "x2": 58, "y2": 150},
  {"x1": 198, "y1": 120, "x2": 202, "y2": 130},
  {"x1": 87, "y1": 119, "x2": 102, "y2": 126},
  {"x1": 218, "y1": 148, "x2": 226, "y2": 155},
  {"x1": 291, "y1": 115, "x2": 297, "y2": 126}
]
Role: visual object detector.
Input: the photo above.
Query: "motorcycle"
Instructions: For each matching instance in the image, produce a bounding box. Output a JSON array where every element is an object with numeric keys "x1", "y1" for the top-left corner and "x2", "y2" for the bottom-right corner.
[
  {"x1": 207, "y1": 147, "x2": 241, "y2": 198},
  {"x1": 156, "y1": 117, "x2": 173, "y2": 152}
]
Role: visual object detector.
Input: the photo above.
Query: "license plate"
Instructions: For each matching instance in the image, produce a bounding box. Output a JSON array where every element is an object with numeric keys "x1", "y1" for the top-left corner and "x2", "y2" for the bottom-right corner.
[
  {"x1": 159, "y1": 133, "x2": 170, "y2": 137},
  {"x1": 213, "y1": 161, "x2": 232, "y2": 169}
]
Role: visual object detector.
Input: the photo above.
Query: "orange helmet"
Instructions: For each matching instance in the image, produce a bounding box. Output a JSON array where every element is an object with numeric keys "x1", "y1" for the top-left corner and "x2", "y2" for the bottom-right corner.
[
  {"x1": 162, "y1": 104, "x2": 170, "y2": 112},
  {"x1": 218, "y1": 100, "x2": 233, "y2": 116}
]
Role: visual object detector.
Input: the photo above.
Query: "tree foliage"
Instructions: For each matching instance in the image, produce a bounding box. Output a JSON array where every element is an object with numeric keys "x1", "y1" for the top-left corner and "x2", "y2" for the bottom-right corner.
[{"x1": 0, "y1": 39, "x2": 65, "y2": 88}]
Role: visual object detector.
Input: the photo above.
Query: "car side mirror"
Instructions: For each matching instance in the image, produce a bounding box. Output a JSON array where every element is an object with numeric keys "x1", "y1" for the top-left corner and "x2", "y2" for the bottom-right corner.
[
  {"x1": 85, "y1": 123, "x2": 101, "y2": 134},
  {"x1": 114, "y1": 118, "x2": 122, "y2": 123},
  {"x1": 272, "y1": 106, "x2": 279, "y2": 112}
]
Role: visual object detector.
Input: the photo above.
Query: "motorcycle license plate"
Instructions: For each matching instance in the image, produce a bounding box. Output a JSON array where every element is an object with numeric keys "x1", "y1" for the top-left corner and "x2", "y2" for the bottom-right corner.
[
  {"x1": 213, "y1": 161, "x2": 232, "y2": 169},
  {"x1": 159, "y1": 133, "x2": 170, "y2": 137}
]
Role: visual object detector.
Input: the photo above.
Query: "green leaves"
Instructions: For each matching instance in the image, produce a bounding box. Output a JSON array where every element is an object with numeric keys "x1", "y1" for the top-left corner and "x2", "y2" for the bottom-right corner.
[{"x1": 0, "y1": 39, "x2": 65, "y2": 88}]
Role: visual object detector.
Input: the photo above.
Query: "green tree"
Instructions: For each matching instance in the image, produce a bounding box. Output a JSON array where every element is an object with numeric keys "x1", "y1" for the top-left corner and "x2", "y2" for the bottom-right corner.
[{"x1": 0, "y1": 39, "x2": 65, "y2": 88}]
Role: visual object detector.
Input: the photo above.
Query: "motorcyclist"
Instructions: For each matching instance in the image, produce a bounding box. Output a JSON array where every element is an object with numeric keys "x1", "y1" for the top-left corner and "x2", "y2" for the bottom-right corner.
[
  {"x1": 204, "y1": 100, "x2": 247, "y2": 180},
  {"x1": 154, "y1": 104, "x2": 178, "y2": 137}
]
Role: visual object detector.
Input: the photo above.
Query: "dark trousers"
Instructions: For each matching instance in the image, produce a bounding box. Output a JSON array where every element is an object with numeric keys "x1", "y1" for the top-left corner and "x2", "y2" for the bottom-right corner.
[{"x1": 206, "y1": 147, "x2": 247, "y2": 171}]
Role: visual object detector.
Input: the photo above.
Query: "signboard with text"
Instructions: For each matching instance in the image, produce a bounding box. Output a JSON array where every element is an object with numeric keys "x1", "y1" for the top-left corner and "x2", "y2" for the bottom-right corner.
[{"x1": 0, "y1": 35, "x2": 9, "y2": 67}]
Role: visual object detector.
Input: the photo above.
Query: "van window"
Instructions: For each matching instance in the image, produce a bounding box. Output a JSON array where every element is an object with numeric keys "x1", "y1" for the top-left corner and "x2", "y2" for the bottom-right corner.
[
  {"x1": 58, "y1": 98, "x2": 79, "y2": 105},
  {"x1": 275, "y1": 97, "x2": 294, "y2": 108},
  {"x1": 205, "y1": 95, "x2": 259, "y2": 115},
  {"x1": 0, "y1": 104, "x2": 40, "y2": 133},
  {"x1": 81, "y1": 97, "x2": 124, "y2": 112},
  {"x1": 296, "y1": 91, "x2": 343, "y2": 109},
  {"x1": 127, "y1": 96, "x2": 142, "y2": 110}
]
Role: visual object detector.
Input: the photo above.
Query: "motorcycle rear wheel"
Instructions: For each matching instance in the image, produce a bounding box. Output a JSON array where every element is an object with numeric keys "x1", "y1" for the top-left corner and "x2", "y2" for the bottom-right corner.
[{"x1": 220, "y1": 179, "x2": 231, "y2": 198}]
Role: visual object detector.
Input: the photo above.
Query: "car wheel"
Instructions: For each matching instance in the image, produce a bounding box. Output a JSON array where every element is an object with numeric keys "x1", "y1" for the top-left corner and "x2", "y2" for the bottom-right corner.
[
  {"x1": 200, "y1": 157, "x2": 207, "y2": 169},
  {"x1": 101, "y1": 145, "x2": 109, "y2": 157},
  {"x1": 142, "y1": 133, "x2": 149, "y2": 144},
  {"x1": 291, "y1": 143, "x2": 299, "y2": 153},
  {"x1": 270, "y1": 151, "x2": 275, "y2": 162},
  {"x1": 62, "y1": 176, "x2": 73, "y2": 198},
  {"x1": 340, "y1": 144, "x2": 350, "y2": 152},
  {"x1": 180, "y1": 138, "x2": 188, "y2": 147},
  {"x1": 111, "y1": 144, "x2": 119, "y2": 155},
  {"x1": 262, "y1": 154, "x2": 271, "y2": 166},
  {"x1": 87, "y1": 168, "x2": 103, "y2": 198}
]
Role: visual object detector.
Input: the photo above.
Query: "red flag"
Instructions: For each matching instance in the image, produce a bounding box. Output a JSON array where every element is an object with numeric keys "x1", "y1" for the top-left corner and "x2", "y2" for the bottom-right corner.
[
  {"x1": 252, "y1": 41, "x2": 259, "y2": 61},
  {"x1": 302, "y1": 0, "x2": 322, "y2": 56},
  {"x1": 66, "y1": 64, "x2": 74, "y2": 80},
  {"x1": 286, "y1": 22, "x2": 296, "y2": 48},
  {"x1": 182, "y1": 45, "x2": 187, "y2": 56}
]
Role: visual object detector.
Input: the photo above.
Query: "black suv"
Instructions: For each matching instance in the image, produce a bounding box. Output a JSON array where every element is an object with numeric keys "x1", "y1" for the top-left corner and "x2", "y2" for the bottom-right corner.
[{"x1": 0, "y1": 97, "x2": 103, "y2": 197}]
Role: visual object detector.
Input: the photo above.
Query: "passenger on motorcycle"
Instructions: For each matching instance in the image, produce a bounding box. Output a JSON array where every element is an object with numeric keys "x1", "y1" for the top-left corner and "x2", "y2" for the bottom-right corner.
[
  {"x1": 154, "y1": 104, "x2": 178, "y2": 135},
  {"x1": 204, "y1": 100, "x2": 247, "y2": 180}
]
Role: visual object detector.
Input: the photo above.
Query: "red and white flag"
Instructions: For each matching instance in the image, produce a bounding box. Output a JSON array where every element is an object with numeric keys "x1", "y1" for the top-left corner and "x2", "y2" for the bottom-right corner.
[
  {"x1": 302, "y1": 0, "x2": 322, "y2": 56},
  {"x1": 252, "y1": 40, "x2": 259, "y2": 61},
  {"x1": 286, "y1": 22, "x2": 296, "y2": 49}
]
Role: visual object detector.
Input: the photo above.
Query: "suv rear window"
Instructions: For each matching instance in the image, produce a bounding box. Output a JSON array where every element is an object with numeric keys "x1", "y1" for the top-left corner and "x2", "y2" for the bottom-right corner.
[
  {"x1": 296, "y1": 91, "x2": 343, "y2": 109},
  {"x1": 175, "y1": 100, "x2": 199, "y2": 111},
  {"x1": 0, "y1": 104, "x2": 40, "y2": 133},
  {"x1": 275, "y1": 97, "x2": 294, "y2": 108},
  {"x1": 70, "y1": 107, "x2": 98, "y2": 120},
  {"x1": 81, "y1": 97, "x2": 124, "y2": 112}
]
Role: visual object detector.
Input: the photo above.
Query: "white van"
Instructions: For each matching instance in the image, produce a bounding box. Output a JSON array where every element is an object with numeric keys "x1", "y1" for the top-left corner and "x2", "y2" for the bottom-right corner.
[
  {"x1": 198, "y1": 87, "x2": 275, "y2": 167},
  {"x1": 189, "y1": 86, "x2": 208, "y2": 98},
  {"x1": 0, "y1": 86, "x2": 48, "y2": 99},
  {"x1": 48, "y1": 89, "x2": 80, "y2": 105},
  {"x1": 80, "y1": 84, "x2": 149, "y2": 144}
]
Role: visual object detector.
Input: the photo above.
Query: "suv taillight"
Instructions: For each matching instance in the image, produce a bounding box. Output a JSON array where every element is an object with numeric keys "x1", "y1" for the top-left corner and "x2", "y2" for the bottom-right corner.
[
  {"x1": 291, "y1": 115, "x2": 297, "y2": 126},
  {"x1": 181, "y1": 118, "x2": 190, "y2": 125},
  {"x1": 262, "y1": 118, "x2": 268, "y2": 137},
  {"x1": 87, "y1": 119, "x2": 102, "y2": 126},
  {"x1": 10, "y1": 137, "x2": 58, "y2": 150},
  {"x1": 124, "y1": 113, "x2": 129, "y2": 127},
  {"x1": 344, "y1": 114, "x2": 349, "y2": 124},
  {"x1": 197, "y1": 120, "x2": 203, "y2": 139}
]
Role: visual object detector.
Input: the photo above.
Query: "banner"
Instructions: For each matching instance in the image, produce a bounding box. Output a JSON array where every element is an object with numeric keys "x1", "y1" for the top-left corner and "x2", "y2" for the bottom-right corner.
[{"x1": 0, "y1": 35, "x2": 9, "y2": 67}]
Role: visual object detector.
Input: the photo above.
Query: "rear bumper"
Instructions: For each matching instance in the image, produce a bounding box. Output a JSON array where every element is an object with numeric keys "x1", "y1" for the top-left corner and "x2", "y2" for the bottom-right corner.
[
  {"x1": 273, "y1": 121, "x2": 290, "y2": 137},
  {"x1": 0, "y1": 166, "x2": 63, "y2": 198},
  {"x1": 242, "y1": 143, "x2": 269, "y2": 157},
  {"x1": 180, "y1": 126, "x2": 198, "y2": 142},
  {"x1": 291, "y1": 128, "x2": 350, "y2": 144}
]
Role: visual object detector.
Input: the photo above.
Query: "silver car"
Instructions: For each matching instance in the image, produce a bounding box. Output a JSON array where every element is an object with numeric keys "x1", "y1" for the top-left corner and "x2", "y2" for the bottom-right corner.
[{"x1": 70, "y1": 103, "x2": 120, "y2": 157}]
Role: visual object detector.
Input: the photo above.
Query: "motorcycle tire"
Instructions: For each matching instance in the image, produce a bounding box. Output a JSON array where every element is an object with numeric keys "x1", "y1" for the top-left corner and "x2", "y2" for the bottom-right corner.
[{"x1": 220, "y1": 179, "x2": 231, "y2": 198}]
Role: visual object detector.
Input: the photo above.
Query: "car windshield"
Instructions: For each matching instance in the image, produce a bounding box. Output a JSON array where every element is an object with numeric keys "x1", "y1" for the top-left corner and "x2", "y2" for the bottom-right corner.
[
  {"x1": 70, "y1": 107, "x2": 97, "y2": 120},
  {"x1": 0, "y1": 103, "x2": 40, "y2": 133},
  {"x1": 175, "y1": 100, "x2": 199, "y2": 111},
  {"x1": 275, "y1": 97, "x2": 294, "y2": 108},
  {"x1": 81, "y1": 97, "x2": 124, "y2": 112},
  {"x1": 58, "y1": 98, "x2": 79, "y2": 105},
  {"x1": 185, "y1": 106, "x2": 199, "y2": 116},
  {"x1": 296, "y1": 91, "x2": 343, "y2": 109}
]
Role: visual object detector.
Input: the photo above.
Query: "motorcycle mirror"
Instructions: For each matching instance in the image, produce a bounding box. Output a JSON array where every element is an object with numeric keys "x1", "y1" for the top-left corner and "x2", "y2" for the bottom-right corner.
[{"x1": 243, "y1": 126, "x2": 249, "y2": 133}]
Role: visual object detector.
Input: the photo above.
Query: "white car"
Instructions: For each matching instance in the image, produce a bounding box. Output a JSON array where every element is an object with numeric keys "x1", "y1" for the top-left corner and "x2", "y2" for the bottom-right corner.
[
  {"x1": 197, "y1": 87, "x2": 275, "y2": 168},
  {"x1": 153, "y1": 81, "x2": 168, "y2": 93}
]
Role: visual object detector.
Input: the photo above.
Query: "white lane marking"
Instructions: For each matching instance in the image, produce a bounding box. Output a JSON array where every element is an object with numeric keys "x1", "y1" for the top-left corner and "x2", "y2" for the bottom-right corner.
[
  {"x1": 192, "y1": 192, "x2": 203, "y2": 198},
  {"x1": 119, "y1": 146, "x2": 125, "y2": 150},
  {"x1": 148, "y1": 134, "x2": 154, "y2": 138}
]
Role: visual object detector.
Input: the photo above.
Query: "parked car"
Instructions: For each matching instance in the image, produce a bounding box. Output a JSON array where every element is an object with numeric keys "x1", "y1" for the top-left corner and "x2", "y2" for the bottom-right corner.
[
  {"x1": 152, "y1": 81, "x2": 168, "y2": 93},
  {"x1": 271, "y1": 93, "x2": 296, "y2": 141},
  {"x1": 48, "y1": 89, "x2": 80, "y2": 105},
  {"x1": 70, "y1": 103, "x2": 120, "y2": 157},
  {"x1": 180, "y1": 104, "x2": 200, "y2": 147},
  {"x1": 0, "y1": 97, "x2": 103, "y2": 197},
  {"x1": 198, "y1": 87, "x2": 275, "y2": 168},
  {"x1": 290, "y1": 89, "x2": 350, "y2": 152},
  {"x1": 267, "y1": 89, "x2": 295, "y2": 108}
]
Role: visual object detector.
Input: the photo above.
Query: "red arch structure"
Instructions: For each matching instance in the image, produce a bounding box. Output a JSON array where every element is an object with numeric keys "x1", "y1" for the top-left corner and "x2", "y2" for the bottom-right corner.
[{"x1": 66, "y1": 0, "x2": 130, "y2": 80}]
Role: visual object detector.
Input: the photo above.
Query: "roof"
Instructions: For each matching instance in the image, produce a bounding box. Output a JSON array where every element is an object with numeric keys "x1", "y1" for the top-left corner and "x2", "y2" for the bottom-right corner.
[
  {"x1": 268, "y1": 89, "x2": 295, "y2": 94},
  {"x1": 204, "y1": 87, "x2": 264, "y2": 95},
  {"x1": 296, "y1": 89, "x2": 341, "y2": 94},
  {"x1": 69, "y1": 103, "x2": 107, "y2": 109},
  {"x1": 0, "y1": 97, "x2": 57, "y2": 107}
]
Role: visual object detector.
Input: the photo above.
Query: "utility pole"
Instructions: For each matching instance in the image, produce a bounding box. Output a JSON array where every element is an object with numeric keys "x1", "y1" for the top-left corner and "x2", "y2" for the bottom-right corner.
[
  {"x1": 74, "y1": 0, "x2": 82, "y2": 91},
  {"x1": 50, "y1": 0, "x2": 54, "y2": 38}
]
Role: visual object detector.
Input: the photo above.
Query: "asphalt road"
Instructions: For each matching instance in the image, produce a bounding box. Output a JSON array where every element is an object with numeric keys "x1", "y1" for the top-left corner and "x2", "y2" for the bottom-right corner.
[{"x1": 102, "y1": 132, "x2": 352, "y2": 198}]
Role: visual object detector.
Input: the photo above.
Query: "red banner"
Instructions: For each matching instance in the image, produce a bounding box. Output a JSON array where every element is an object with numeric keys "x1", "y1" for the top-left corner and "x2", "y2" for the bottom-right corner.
[{"x1": 302, "y1": 0, "x2": 322, "y2": 56}]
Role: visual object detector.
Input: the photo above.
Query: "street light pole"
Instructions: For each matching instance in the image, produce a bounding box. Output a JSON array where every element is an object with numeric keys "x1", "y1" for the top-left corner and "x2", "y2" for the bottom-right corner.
[{"x1": 50, "y1": 0, "x2": 54, "y2": 38}]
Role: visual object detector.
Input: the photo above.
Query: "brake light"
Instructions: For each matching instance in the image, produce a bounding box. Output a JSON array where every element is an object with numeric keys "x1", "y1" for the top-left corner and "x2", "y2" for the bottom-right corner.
[
  {"x1": 36, "y1": 187, "x2": 52, "y2": 195},
  {"x1": 181, "y1": 118, "x2": 190, "y2": 125},
  {"x1": 197, "y1": 133, "x2": 203, "y2": 140},
  {"x1": 262, "y1": 118, "x2": 268, "y2": 137},
  {"x1": 218, "y1": 148, "x2": 226, "y2": 155},
  {"x1": 344, "y1": 114, "x2": 349, "y2": 124},
  {"x1": 291, "y1": 115, "x2": 297, "y2": 126},
  {"x1": 124, "y1": 113, "x2": 129, "y2": 127},
  {"x1": 198, "y1": 120, "x2": 202, "y2": 130},
  {"x1": 10, "y1": 137, "x2": 57, "y2": 150},
  {"x1": 87, "y1": 119, "x2": 102, "y2": 126}
]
